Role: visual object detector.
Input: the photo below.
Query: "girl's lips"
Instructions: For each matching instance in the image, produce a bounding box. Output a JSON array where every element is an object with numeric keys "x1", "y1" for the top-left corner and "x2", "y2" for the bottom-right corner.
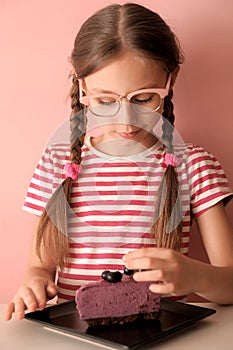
[{"x1": 117, "y1": 130, "x2": 141, "y2": 139}]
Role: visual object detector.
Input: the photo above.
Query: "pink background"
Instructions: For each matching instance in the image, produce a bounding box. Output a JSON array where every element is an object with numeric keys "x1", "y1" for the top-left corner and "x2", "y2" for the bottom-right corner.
[{"x1": 0, "y1": 0, "x2": 232, "y2": 303}]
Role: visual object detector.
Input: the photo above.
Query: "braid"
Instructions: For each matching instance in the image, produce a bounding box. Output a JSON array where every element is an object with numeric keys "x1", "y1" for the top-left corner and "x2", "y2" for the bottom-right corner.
[
  {"x1": 69, "y1": 114, "x2": 85, "y2": 188},
  {"x1": 151, "y1": 88, "x2": 183, "y2": 250},
  {"x1": 70, "y1": 74, "x2": 86, "y2": 165},
  {"x1": 70, "y1": 74, "x2": 82, "y2": 115},
  {"x1": 163, "y1": 89, "x2": 175, "y2": 125},
  {"x1": 36, "y1": 75, "x2": 86, "y2": 270},
  {"x1": 69, "y1": 79, "x2": 85, "y2": 217},
  {"x1": 162, "y1": 89, "x2": 175, "y2": 152}
]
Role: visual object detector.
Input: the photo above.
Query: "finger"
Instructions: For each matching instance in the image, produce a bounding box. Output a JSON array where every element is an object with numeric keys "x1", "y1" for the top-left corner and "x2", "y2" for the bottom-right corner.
[
  {"x1": 125, "y1": 256, "x2": 168, "y2": 271},
  {"x1": 20, "y1": 287, "x2": 40, "y2": 312},
  {"x1": 29, "y1": 283, "x2": 48, "y2": 310},
  {"x1": 123, "y1": 247, "x2": 172, "y2": 262},
  {"x1": 149, "y1": 282, "x2": 175, "y2": 295},
  {"x1": 133, "y1": 269, "x2": 169, "y2": 283},
  {"x1": 14, "y1": 298, "x2": 27, "y2": 320},
  {"x1": 4, "y1": 303, "x2": 15, "y2": 321},
  {"x1": 46, "y1": 281, "x2": 57, "y2": 299}
]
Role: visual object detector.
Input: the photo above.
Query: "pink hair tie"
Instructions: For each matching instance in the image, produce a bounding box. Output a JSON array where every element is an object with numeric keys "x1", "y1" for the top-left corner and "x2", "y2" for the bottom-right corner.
[
  {"x1": 164, "y1": 153, "x2": 179, "y2": 167},
  {"x1": 64, "y1": 163, "x2": 80, "y2": 181}
]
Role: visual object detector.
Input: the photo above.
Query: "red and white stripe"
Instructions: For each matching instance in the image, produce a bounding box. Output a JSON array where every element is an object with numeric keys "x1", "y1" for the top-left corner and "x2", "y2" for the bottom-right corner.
[{"x1": 23, "y1": 141, "x2": 232, "y2": 301}]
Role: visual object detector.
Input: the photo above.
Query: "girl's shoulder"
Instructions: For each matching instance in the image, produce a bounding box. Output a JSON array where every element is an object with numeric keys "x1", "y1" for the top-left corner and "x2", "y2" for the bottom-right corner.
[
  {"x1": 175, "y1": 142, "x2": 211, "y2": 154},
  {"x1": 173, "y1": 143, "x2": 225, "y2": 175},
  {"x1": 43, "y1": 142, "x2": 92, "y2": 165},
  {"x1": 181, "y1": 143, "x2": 219, "y2": 164},
  {"x1": 183, "y1": 143, "x2": 211, "y2": 153},
  {"x1": 171, "y1": 143, "x2": 217, "y2": 163},
  {"x1": 45, "y1": 142, "x2": 70, "y2": 156}
]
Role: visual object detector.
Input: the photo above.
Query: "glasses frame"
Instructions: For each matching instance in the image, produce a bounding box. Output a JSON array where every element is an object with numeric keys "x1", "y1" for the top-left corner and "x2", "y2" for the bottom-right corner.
[{"x1": 79, "y1": 74, "x2": 171, "y2": 117}]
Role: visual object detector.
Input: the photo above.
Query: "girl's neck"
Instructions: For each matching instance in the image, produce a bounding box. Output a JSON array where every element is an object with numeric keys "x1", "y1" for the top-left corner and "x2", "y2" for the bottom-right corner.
[{"x1": 85, "y1": 135, "x2": 160, "y2": 158}]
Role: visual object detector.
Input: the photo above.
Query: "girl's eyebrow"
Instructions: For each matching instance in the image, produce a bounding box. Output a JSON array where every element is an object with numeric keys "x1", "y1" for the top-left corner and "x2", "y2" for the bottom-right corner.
[
  {"x1": 90, "y1": 87, "x2": 118, "y2": 94},
  {"x1": 89, "y1": 84, "x2": 163, "y2": 94}
]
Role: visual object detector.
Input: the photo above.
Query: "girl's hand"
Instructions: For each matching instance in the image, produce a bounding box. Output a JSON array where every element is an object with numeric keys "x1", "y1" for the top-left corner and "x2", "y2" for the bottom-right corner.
[
  {"x1": 4, "y1": 277, "x2": 57, "y2": 321},
  {"x1": 123, "y1": 247, "x2": 204, "y2": 296}
]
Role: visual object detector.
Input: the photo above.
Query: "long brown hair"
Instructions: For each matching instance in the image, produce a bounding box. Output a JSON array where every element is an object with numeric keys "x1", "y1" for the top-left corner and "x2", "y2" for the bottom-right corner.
[{"x1": 36, "y1": 3, "x2": 184, "y2": 269}]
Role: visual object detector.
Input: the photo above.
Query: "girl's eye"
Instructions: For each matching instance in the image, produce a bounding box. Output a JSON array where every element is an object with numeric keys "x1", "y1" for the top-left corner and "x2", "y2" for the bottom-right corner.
[
  {"x1": 99, "y1": 100, "x2": 116, "y2": 105},
  {"x1": 133, "y1": 94, "x2": 154, "y2": 104},
  {"x1": 97, "y1": 97, "x2": 117, "y2": 105}
]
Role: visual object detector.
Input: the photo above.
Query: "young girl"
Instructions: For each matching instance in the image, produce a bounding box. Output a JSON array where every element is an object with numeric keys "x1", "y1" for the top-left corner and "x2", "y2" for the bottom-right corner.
[{"x1": 5, "y1": 3, "x2": 233, "y2": 321}]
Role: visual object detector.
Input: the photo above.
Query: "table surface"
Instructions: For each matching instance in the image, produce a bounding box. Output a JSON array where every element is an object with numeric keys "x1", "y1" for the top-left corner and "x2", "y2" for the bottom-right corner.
[{"x1": 1, "y1": 303, "x2": 233, "y2": 350}]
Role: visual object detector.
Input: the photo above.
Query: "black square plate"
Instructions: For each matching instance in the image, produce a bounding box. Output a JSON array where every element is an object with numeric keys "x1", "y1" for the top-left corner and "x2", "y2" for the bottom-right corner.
[{"x1": 25, "y1": 299, "x2": 215, "y2": 350}]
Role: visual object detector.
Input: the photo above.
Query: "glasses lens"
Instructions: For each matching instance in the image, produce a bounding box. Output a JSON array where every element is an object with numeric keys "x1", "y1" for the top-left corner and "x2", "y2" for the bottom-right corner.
[
  {"x1": 89, "y1": 96, "x2": 119, "y2": 117},
  {"x1": 131, "y1": 92, "x2": 161, "y2": 113}
]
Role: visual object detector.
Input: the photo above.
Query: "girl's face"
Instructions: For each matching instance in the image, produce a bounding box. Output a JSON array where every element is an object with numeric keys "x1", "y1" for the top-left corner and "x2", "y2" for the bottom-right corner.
[{"x1": 83, "y1": 51, "x2": 169, "y2": 151}]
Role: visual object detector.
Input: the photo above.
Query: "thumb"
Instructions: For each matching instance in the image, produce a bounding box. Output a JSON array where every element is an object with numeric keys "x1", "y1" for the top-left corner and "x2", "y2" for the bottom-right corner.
[{"x1": 46, "y1": 280, "x2": 57, "y2": 298}]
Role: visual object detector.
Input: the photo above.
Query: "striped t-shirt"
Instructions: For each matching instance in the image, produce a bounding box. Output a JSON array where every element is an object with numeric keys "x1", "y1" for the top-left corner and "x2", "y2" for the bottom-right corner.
[{"x1": 23, "y1": 140, "x2": 232, "y2": 301}]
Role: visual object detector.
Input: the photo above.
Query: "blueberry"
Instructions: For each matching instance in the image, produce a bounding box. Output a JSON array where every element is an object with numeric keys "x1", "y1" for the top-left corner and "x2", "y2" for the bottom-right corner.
[
  {"x1": 106, "y1": 271, "x2": 122, "y2": 283},
  {"x1": 113, "y1": 271, "x2": 123, "y2": 282},
  {"x1": 124, "y1": 267, "x2": 134, "y2": 275},
  {"x1": 101, "y1": 270, "x2": 110, "y2": 280}
]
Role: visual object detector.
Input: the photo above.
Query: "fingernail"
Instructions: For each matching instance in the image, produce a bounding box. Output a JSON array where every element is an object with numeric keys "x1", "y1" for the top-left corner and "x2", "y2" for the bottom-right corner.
[{"x1": 122, "y1": 255, "x2": 126, "y2": 261}]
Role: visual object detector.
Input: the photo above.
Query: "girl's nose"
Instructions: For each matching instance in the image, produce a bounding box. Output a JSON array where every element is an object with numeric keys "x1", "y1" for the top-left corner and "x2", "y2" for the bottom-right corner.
[{"x1": 117, "y1": 100, "x2": 137, "y2": 125}]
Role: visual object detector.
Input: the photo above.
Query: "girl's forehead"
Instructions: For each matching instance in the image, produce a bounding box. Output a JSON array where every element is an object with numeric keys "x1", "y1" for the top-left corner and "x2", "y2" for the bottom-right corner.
[{"x1": 84, "y1": 51, "x2": 167, "y2": 94}]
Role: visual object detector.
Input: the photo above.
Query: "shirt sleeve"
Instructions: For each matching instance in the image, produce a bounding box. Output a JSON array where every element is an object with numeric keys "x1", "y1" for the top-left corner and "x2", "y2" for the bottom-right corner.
[
  {"x1": 186, "y1": 144, "x2": 233, "y2": 217},
  {"x1": 23, "y1": 147, "x2": 55, "y2": 216}
]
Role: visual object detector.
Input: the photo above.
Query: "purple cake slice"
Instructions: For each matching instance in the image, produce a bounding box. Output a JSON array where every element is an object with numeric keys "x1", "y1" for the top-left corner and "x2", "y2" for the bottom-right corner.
[{"x1": 75, "y1": 275, "x2": 160, "y2": 326}]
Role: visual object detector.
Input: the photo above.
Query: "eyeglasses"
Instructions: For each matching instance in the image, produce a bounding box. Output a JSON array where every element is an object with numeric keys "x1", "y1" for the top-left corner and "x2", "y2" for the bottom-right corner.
[{"x1": 79, "y1": 75, "x2": 171, "y2": 117}]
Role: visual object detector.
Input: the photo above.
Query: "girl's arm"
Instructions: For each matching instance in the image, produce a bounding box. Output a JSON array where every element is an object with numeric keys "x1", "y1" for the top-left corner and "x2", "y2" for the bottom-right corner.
[
  {"x1": 4, "y1": 216, "x2": 57, "y2": 320},
  {"x1": 123, "y1": 201, "x2": 233, "y2": 304},
  {"x1": 193, "y1": 200, "x2": 233, "y2": 303}
]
